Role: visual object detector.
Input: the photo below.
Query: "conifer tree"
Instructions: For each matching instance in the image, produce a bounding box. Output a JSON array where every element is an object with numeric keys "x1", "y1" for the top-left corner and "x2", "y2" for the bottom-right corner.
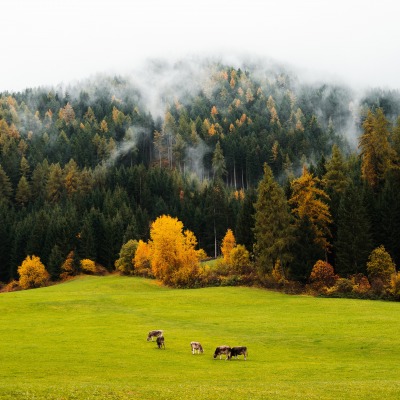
[
  {"x1": 289, "y1": 166, "x2": 332, "y2": 253},
  {"x1": 0, "y1": 164, "x2": 13, "y2": 202},
  {"x1": 235, "y1": 188, "x2": 256, "y2": 251},
  {"x1": 359, "y1": 108, "x2": 394, "y2": 188},
  {"x1": 323, "y1": 144, "x2": 350, "y2": 195},
  {"x1": 334, "y1": 184, "x2": 373, "y2": 276},
  {"x1": 15, "y1": 175, "x2": 31, "y2": 206},
  {"x1": 254, "y1": 163, "x2": 292, "y2": 274},
  {"x1": 212, "y1": 141, "x2": 227, "y2": 180}
]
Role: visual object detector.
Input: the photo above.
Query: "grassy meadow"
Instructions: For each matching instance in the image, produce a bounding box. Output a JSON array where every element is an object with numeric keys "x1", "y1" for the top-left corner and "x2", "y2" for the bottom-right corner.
[{"x1": 1, "y1": 275, "x2": 399, "y2": 399}]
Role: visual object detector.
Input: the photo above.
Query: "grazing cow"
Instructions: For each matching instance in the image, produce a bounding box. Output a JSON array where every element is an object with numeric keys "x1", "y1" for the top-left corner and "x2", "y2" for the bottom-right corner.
[
  {"x1": 213, "y1": 345, "x2": 231, "y2": 360},
  {"x1": 229, "y1": 346, "x2": 248, "y2": 360},
  {"x1": 190, "y1": 341, "x2": 204, "y2": 354},
  {"x1": 147, "y1": 330, "x2": 164, "y2": 341},
  {"x1": 156, "y1": 335, "x2": 165, "y2": 349}
]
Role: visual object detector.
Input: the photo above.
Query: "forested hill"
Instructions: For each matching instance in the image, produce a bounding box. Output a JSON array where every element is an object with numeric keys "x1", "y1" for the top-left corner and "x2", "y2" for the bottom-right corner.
[{"x1": 1, "y1": 59, "x2": 400, "y2": 289}]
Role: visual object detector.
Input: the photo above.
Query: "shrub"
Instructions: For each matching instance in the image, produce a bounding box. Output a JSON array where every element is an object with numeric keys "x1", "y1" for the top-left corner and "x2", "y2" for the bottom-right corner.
[
  {"x1": 3, "y1": 280, "x2": 21, "y2": 292},
  {"x1": 367, "y1": 245, "x2": 396, "y2": 288},
  {"x1": 271, "y1": 260, "x2": 286, "y2": 284},
  {"x1": 351, "y1": 274, "x2": 371, "y2": 295},
  {"x1": 198, "y1": 264, "x2": 219, "y2": 287},
  {"x1": 390, "y1": 272, "x2": 400, "y2": 299},
  {"x1": 310, "y1": 260, "x2": 337, "y2": 289},
  {"x1": 60, "y1": 251, "x2": 78, "y2": 280},
  {"x1": 18, "y1": 255, "x2": 50, "y2": 290},
  {"x1": 196, "y1": 248, "x2": 208, "y2": 262},
  {"x1": 334, "y1": 278, "x2": 354, "y2": 294},
  {"x1": 80, "y1": 259, "x2": 97, "y2": 274},
  {"x1": 230, "y1": 245, "x2": 252, "y2": 274},
  {"x1": 115, "y1": 239, "x2": 138, "y2": 275}
]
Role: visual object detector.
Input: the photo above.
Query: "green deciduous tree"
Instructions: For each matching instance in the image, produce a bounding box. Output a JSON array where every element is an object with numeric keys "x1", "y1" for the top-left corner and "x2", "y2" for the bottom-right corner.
[
  {"x1": 115, "y1": 239, "x2": 139, "y2": 275},
  {"x1": 366, "y1": 245, "x2": 396, "y2": 288}
]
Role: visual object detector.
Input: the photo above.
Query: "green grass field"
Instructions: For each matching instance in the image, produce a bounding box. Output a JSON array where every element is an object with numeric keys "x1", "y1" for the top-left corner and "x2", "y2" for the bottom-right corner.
[{"x1": 1, "y1": 275, "x2": 399, "y2": 399}]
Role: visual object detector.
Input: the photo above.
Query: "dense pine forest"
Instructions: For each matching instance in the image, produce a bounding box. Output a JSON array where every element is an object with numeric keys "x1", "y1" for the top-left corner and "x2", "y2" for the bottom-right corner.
[{"x1": 1, "y1": 59, "x2": 400, "y2": 298}]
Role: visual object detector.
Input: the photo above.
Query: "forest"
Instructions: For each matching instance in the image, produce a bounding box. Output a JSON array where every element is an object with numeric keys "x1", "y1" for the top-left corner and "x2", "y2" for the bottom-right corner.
[{"x1": 1, "y1": 59, "x2": 400, "y2": 298}]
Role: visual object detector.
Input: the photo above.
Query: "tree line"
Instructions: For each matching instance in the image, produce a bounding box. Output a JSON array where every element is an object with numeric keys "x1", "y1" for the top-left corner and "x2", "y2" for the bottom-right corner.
[{"x1": 1, "y1": 62, "x2": 400, "y2": 299}]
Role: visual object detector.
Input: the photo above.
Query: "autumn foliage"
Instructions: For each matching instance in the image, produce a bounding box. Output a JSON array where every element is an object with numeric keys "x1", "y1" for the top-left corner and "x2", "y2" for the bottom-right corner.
[
  {"x1": 133, "y1": 240, "x2": 152, "y2": 277},
  {"x1": 366, "y1": 245, "x2": 396, "y2": 288},
  {"x1": 310, "y1": 260, "x2": 337, "y2": 289},
  {"x1": 140, "y1": 215, "x2": 203, "y2": 287},
  {"x1": 221, "y1": 229, "x2": 236, "y2": 265},
  {"x1": 80, "y1": 259, "x2": 97, "y2": 274},
  {"x1": 18, "y1": 255, "x2": 50, "y2": 289}
]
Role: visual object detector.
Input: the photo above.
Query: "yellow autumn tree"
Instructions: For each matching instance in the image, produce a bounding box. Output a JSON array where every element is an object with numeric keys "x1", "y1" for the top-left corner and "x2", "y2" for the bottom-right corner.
[
  {"x1": 148, "y1": 215, "x2": 200, "y2": 287},
  {"x1": 60, "y1": 250, "x2": 77, "y2": 280},
  {"x1": 211, "y1": 105, "x2": 218, "y2": 118},
  {"x1": 289, "y1": 166, "x2": 332, "y2": 252},
  {"x1": 359, "y1": 108, "x2": 395, "y2": 188},
  {"x1": 133, "y1": 240, "x2": 152, "y2": 277},
  {"x1": 58, "y1": 103, "x2": 75, "y2": 125},
  {"x1": 221, "y1": 229, "x2": 236, "y2": 265},
  {"x1": 18, "y1": 255, "x2": 50, "y2": 289},
  {"x1": 80, "y1": 259, "x2": 97, "y2": 274}
]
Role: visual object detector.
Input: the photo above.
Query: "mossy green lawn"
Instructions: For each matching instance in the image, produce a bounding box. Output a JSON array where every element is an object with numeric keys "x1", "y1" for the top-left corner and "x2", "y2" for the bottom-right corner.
[{"x1": 1, "y1": 275, "x2": 399, "y2": 399}]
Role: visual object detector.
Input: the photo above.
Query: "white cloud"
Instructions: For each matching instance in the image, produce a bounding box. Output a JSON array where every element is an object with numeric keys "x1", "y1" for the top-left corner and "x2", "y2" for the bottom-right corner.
[{"x1": 1, "y1": 0, "x2": 400, "y2": 91}]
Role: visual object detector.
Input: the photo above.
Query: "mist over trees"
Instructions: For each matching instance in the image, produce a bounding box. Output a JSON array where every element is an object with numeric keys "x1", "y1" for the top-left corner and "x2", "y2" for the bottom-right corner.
[{"x1": 1, "y1": 58, "x2": 400, "y2": 297}]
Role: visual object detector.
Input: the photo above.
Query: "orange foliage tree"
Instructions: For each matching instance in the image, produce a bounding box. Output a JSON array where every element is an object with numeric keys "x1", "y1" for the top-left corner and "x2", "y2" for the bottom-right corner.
[
  {"x1": 148, "y1": 215, "x2": 201, "y2": 287},
  {"x1": 18, "y1": 255, "x2": 50, "y2": 289},
  {"x1": 310, "y1": 260, "x2": 337, "y2": 289},
  {"x1": 133, "y1": 240, "x2": 152, "y2": 277},
  {"x1": 221, "y1": 229, "x2": 236, "y2": 265},
  {"x1": 289, "y1": 166, "x2": 332, "y2": 252},
  {"x1": 60, "y1": 250, "x2": 77, "y2": 280}
]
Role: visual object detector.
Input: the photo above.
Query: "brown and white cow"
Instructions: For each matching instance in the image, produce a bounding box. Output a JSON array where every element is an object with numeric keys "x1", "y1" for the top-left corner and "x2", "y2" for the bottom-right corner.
[
  {"x1": 147, "y1": 330, "x2": 164, "y2": 341},
  {"x1": 213, "y1": 345, "x2": 231, "y2": 360},
  {"x1": 156, "y1": 335, "x2": 165, "y2": 349},
  {"x1": 229, "y1": 346, "x2": 248, "y2": 360},
  {"x1": 190, "y1": 341, "x2": 204, "y2": 354}
]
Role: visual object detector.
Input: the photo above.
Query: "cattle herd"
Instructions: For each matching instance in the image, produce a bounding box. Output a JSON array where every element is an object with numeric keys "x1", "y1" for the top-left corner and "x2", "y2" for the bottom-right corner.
[{"x1": 147, "y1": 330, "x2": 248, "y2": 360}]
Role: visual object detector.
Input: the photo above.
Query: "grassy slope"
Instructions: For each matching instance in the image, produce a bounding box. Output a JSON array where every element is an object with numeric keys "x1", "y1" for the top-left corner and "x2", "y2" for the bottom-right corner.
[{"x1": 0, "y1": 275, "x2": 399, "y2": 399}]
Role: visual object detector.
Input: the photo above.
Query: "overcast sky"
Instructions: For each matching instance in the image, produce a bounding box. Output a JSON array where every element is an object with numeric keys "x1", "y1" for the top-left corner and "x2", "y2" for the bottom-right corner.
[{"x1": 1, "y1": 0, "x2": 399, "y2": 92}]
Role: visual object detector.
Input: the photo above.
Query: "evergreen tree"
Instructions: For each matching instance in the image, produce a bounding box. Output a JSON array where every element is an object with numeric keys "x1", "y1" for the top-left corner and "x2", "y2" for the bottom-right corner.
[
  {"x1": 377, "y1": 174, "x2": 400, "y2": 267},
  {"x1": 0, "y1": 165, "x2": 13, "y2": 202},
  {"x1": 359, "y1": 108, "x2": 394, "y2": 188},
  {"x1": 15, "y1": 176, "x2": 31, "y2": 206},
  {"x1": 212, "y1": 141, "x2": 227, "y2": 181},
  {"x1": 235, "y1": 188, "x2": 256, "y2": 251},
  {"x1": 47, "y1": 244, "x2": 65, "y2": 280},
  {"x1": 253, "y1": 164, "x2": 292, "y2": 275},
  {"x1": 334, "y1": 184, "x2": 373, "y2": 276},
  {"x1": 289, "y1": 216, "x2": 324, "y2": 281}
]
